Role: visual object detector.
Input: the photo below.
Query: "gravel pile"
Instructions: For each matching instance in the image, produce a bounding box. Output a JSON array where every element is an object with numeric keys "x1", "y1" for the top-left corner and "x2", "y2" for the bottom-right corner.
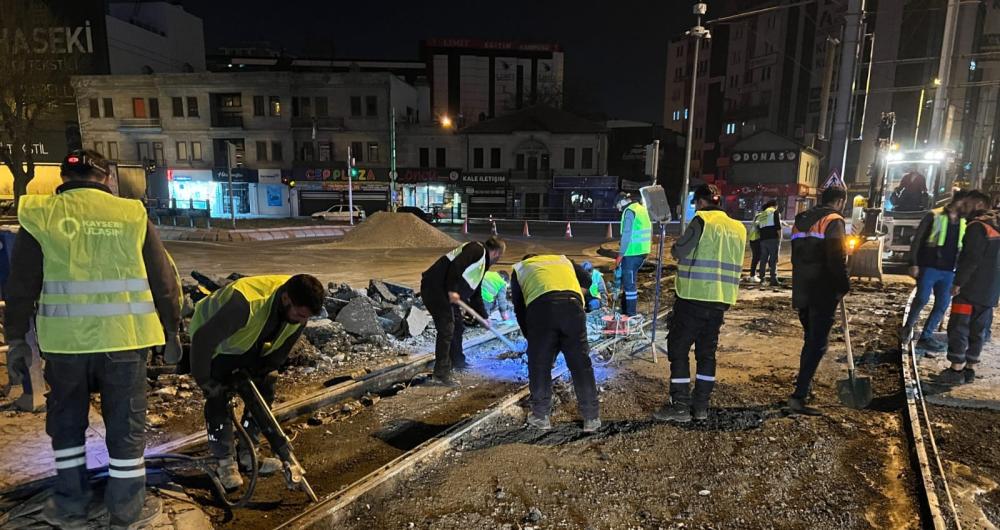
[{"x1": 329, "y1": 212, "x2": 458, "y2": 249}]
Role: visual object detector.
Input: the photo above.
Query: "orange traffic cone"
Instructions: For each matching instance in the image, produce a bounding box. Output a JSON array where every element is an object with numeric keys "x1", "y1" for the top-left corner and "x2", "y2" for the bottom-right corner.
[
  {"x1": 462, "y1": 218, "x2": 469, "y2": 234},
  {"x1": 522, "y1": 220, "x2": 531, "y2": 237},
  {"x1": 565, "y1": 222, "x2": 573, "y2": 238},
  {"x1": 606, "y1": 222, "x2": 614, "y2": 239}
]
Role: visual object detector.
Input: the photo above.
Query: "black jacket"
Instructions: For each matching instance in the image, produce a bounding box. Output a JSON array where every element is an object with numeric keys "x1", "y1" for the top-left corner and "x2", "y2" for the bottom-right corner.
[
  {"x1": 909, "y1": 210, "x2": 961, "y2": 271},
  {"x1": 510, "y1": 259, "x2": 591, "y2": 333},
  {"x1": 421, "y1": 242, "x2": 489, "y2": 316},
  {"x1": 954, "y1": 210, "x2": 1000, "y2": 308},
  {"x1": 757, "y1": 210, "x2": 781, "y2": 241},
  {"x1": 791, "y1": 206, "x2": 850, "y2": 309}
]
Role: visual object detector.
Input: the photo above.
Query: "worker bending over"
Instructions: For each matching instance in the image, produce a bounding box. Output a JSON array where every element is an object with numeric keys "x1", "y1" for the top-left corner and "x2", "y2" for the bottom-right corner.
[
  {"x1": 787, "y1": 186, "x2": 850, "y2": 416},
  {"x1": 512, "y1": 254, "x2": 601, "y2": 432},
  {"x1": 939, "y1": 190, "x2": 1000, "y2": 385},
  {"x1": 189, "y1": 274, "x2": 324, "y2": 490},
  {"x1": 616, "y1": 193, "x2": 652, "y2": 316},
  {"x1": 481, "y1": 270, "x2": 512, "y2": 321},
  {"x1": 420, "y1": 237, "x2": 506, "y2": 386},
  {"x1": 653, "y1": 185, "x2": 746, "y2": 422},
  {"x1": 5, "y1": 150, "x2": 181, "y2": 528},
  {"x1": 580, "y1": 261, "x2": 609, "y2": 311}
]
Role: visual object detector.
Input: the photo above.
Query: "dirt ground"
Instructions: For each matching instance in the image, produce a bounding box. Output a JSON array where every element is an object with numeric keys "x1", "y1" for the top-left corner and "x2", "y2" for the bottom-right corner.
[{"x1": 340, "y1": 283, "x2": 922, "y2": 529}]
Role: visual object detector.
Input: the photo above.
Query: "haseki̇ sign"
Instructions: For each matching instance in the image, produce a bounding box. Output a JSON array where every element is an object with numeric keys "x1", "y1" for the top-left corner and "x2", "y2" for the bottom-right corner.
[
  {"x1": 0, "y1": 0, "x2": 110, "y2": 75},
  {"x1": 731, "y1": 150, "x2": 798, "y2": 164}
]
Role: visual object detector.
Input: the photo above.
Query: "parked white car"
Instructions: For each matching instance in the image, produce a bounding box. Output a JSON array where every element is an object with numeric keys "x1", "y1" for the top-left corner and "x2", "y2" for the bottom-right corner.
[{"x1": 311, "y1": 204, "x2": 366, "y2": 222}]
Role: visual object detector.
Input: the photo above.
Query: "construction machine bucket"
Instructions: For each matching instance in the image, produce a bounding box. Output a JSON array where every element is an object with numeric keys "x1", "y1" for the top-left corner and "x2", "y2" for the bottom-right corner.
[{"x1": 849, "y1": 239, "x2": 883, "y2": 281}]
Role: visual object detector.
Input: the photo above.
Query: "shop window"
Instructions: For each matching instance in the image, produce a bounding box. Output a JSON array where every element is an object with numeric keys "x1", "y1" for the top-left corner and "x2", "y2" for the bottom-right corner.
[
  {"x1": 272, "y1": 141, "x2": 283, "y2": 162},
  {"x1": 367, "y1": 142, "x2": 379, "y2": 162},
  {"x1": 219, "y1": 182, "x2": 251, "y2": 214},
  {"x1": 582, "y1": 147, "x2": 593, "y2": 169},
  {"x1": 419, "y1": 147, "x2": 429, "y2": 167},
  {"x1": 187, "y1": 97, "x2": 199, "y2": 117},
  {"x1": 564, "y1": 147, "x2": 575, "y2": 170},
  {"x1": 350, "y1": 96, "x2": 362, "y2": 117},
  {"x1": 435, "y1": 147, "x2": 446, "y2": 168},
  {"x1": 191, "y1": 142, "x2": 202, "y2": 161},
  {"x1": 256, "y1": 141, "x2": 268, "y2": 161},
  {"x1": 254, "y1": 96, "x2": 265, "y2": 117},
  {"x1": 103, "y1": 98, "x2": 114, "y2": 117},
  {"x1": 108, "y1": 141, "x2": 119, "y2": 160},
  {"x1": 490, "y1": 148, "x2": 501, "y2": 168},
  {"x1": 89, "y1": 98, "x2": 99, "y2": 118},
  {"x1": 473, "y1": 148, "x2": 484, "y2": 169},
  {"x1": 176, "y1": 141, "x2": 188, "y2": 161},
  {"x1": 132, "y1": 98, "x2": 146, "y2": 118}
]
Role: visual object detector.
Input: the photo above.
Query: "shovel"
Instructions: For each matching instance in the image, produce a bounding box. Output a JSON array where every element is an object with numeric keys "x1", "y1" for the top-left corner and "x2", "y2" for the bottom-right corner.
[
  {"x1": 453, "y1": 299, "x2": 520, "y2": 352},
  {"x1": 837, "y1": 300, "x2": 873, "y2": 409}
]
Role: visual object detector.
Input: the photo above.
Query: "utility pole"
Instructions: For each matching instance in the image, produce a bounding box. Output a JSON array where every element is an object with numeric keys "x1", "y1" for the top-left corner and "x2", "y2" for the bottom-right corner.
[
  {"x1": 225, "y1": 141, "x2": 237, "y2": 229},
  {"x1": 816, "y1": 36, "x2": 840, "y2": 141},
  {"x1": 390, "y1": 107, "x2": 398, "y2": 212},
  {"x1": 828, "y1": 0, "x2": 865, "y2": 180},
  {"x1": 347, "y1": 144, "x2": 355, "y2": 226},
  {"x1": 680, "y1": 3, "x2": 711, "y2": 233},
  {"x1": 929, "y1": 0, "x2": 961, "y2": 147}
]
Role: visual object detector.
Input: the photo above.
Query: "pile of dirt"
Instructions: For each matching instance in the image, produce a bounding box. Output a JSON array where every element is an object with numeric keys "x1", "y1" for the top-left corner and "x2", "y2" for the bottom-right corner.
[{"x1": 331, "y1": 212, "x2": 459, "y2": 249}]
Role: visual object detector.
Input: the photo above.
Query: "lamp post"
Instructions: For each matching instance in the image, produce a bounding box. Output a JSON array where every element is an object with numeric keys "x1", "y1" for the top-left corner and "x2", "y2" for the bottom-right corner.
[{"x1": 679, "y1": 3, "x2": 711, "y2": 234}]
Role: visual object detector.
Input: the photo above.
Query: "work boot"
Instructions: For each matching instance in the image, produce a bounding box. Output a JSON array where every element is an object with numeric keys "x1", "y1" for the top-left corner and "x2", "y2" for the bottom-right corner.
[
  {"x1": 936, "y1": 368, "x2": 967, "y2": 386},
  {"x1": 239, "y1": 450, "x2": 282, "y2": 476},
  {"x1": 38, "y1": 499, "x2": 89, "y2": 530},
  {"x1": 692, "y1": 403, "x2": 709, "y2": 421},
  {"x1": 526, "y1": 414, "x2": 551, "y2": 430},
  {"x1": 786, "y1": 397, "x2": 823, "y2": 416},
  {"x1": 216, "y1": 457, "x2": 244, "y2": 490},
  {"x1": 769, "y1": 279, "x2": 781, "y2": 288},
  {"x1": 750, "y1": 276, "x2": 762, "y2": 284},
  {"x1": 109, "y1": 495, "x2": 162, "y2": 530},
  {"x1": 898, "y1": 324, "x2": 915, "y2": 344},
  {"x1": 428, "y1": 373, "x2": 459, "y2": 387},
  {"x1": 582, "y1": 418, "x2": 602, "y2": 433},
  {"x1": 916, "y1": 337, "x2": 946, "y2": 353},
  {"x1": 452, "y1": 361, "x2": 471, "y2": 372},
  {"x1": 964, "y1": 367, "x2": 977, "y2": 384},
  {"x1": 652, "y1": 403, "x2": 692, "y2": 423}
]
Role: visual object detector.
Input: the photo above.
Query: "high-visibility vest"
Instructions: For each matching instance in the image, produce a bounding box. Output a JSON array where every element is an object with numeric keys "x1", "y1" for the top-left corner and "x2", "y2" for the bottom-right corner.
[
  {"x1": 446, "y1": 243, "x2": 487, "y2": 290},
  {"x1": 755, "y1": 207, "x2": 777, "y2": 228},
  {"x1": 18, "y1": 188, "x2": 164, "y2": 353},
  {"x1": 926, "y1": 207, "x2": 966, "y2": 250},
  {"x1": 621, "y1": 202, "x2": 652, "y2": 256},
  {"x1": 481, "y1": 271, "x2": 506, "y2": 303},
  {"x1": 589, "y1": 270, "x2": 603, "y2": 298},
  {"x1": 189, "y1": 275, "x2": 301, "y2": 358},
  {"x1": 675, "y1": 210, "x2": 748, "y2": 305},
  {"x1": 512, "y1": 255, "x2": 583, "y2": 307}
]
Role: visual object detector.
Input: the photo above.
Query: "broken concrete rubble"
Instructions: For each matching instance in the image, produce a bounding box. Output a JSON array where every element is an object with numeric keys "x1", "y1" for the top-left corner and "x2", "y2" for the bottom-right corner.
[
  {"x1": 404, "y1": 306, "x2": 432, "y2": 337},
  {"x1": 336, "y1": 298, "x2": 386, "y2": 337},
  {"x1": 368, "y1": 280, "x2": 398, "y2": 304}
]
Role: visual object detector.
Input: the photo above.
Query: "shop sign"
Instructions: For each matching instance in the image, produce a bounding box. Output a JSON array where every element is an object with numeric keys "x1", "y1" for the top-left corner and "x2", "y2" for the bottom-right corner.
[
  {"x1": 213, "y1": 167, "x2": 259, "y2": 183},
  {"x1": 731, "y1": 150, "x2": 798, "y2": 163},
  {"x1": 321, "y1": 181, "x2": 389, "y2": 192},
  {"x1": 167, "y1": 169, "x2": 213, "y2": 182},
  {"x1": 397, "y1": 168, "x2": 461, "y2": 183},
  {"x1": 294, "y1": 166, "x2": 387, "y2": 181},
  {"x1": 460, "y1": 172, "x2": 508, "y2": 186}
]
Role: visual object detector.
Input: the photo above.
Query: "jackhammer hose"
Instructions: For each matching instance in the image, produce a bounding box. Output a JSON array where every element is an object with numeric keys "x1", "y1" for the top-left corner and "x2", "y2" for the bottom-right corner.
[{"x1": 146, "y1": 401, "x2": 259, "y2": 508}]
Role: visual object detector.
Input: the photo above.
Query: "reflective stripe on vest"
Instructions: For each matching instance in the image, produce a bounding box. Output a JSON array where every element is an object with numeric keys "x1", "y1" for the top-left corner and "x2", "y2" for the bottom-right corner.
[
  {"x1": 589, "y1": 270, "x2": 602, "y2": 298},
  {"x1": 512, "y1": 255, "x2": 583, "y2": 306},
  {"x1": 481, "y1": 271, "x2": 506, "y2": 304},
  {"x1": 675, "y1": 210, "x2": 748, "y2": 305},
  {"x1": 17, "y1": 189, "x2": 164, "y2": 354},
  {"x1": 791, "y1": 213, "x2": 843, "y2": 241},
  {"x1": 621, "y1": 203, "x2": 652, "y2": 256},
  {"x1": 926, "y1": 208, "x2": 966, "y2": 250},
  {"x1": 189, "y1": 275, "x2": 302, "y2": 358},
  {"x1": 446, "y1": 243, "x2": 487, "y2": 290}
]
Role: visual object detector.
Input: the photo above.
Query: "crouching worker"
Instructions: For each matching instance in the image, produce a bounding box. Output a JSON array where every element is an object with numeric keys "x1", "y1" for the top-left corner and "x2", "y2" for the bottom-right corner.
[
  {"x1": 580, "y1": 261, "x2": 608, "y2": 311},
  {"x1": 188, "y1": 274, "x2": 324, "y2": 489},
  {"x1": 511, "y1": 254, "x2": 601, "y2": 433},
  {"x1": 481, "y1": 270, "x2": 512, "y2": 321}
]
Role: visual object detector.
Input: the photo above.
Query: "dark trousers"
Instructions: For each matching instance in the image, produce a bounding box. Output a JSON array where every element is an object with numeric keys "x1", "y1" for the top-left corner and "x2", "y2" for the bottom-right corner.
[
  {"x1": 667, "y1": 298, "x2": 726, "y2": 406},
  {"x1": 904, "y1": 267, "x2": 955, "y2": 341},
  {"x1": 525, "y1": 297, "x2": 599, "y2": 420},
  {"x1": 947, "y1": 298, "x2": 993, "y2": 365},
  {"x1": 758, "y1": 239, "x2": 779, "y2": 281},
  {"x1": 420, "y1": 282, "x2": 466, "y2": 377},
  {"x1": 44, "y1": 350, "x2": 148, "y2": 526},
  {"x1": 748, "y1": 240, "x2": 761, "y2": 277},
  {"x1": 204, "y1": 366, "x2": 278, "y2": 459},
  {"x1": 619, "y1": 254, "x2": 645, "y2": 316},
  {"x1": 792, "y1": 302, "x2": 838, "y2": 400}
]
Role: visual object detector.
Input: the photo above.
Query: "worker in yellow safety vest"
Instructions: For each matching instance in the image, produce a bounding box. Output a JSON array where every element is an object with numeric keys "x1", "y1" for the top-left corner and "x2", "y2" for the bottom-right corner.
[
  {"x1": 480, "y1": 270, "x2": 512, "y2": 320},
  {"x1": 580, "y1": 261, "x2": 608, "y2": 311},
  {"x1": 4, "y1": 149, "x2": 181, "y2": 528},
  {"x1": 511, "y1": 254, "x2": 600, "y2": 433},
  {"x1": 188, "y1": 274, "x2": 325, "y2": 490},
  {"x1": 615, "y1": 193, "x2": 652, "y2": 316},
  {"x1": 653, "y1": 184, "x2": 747, "y2": 423}
]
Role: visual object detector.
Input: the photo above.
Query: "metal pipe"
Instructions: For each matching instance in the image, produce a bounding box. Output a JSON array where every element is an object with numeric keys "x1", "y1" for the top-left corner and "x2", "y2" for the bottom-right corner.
[
  {"x1": 828, "y1": 0, "x2": 865, "y2": 179},
  {"x1": 817, "y1": 37, "x2": 840, "y2": 141},
  {"x1": 680, "y1": 14, "x2": 704, "y2": 234},
  {"x1": 929, "y1": 0, "x2": 962, "y2": 146}
]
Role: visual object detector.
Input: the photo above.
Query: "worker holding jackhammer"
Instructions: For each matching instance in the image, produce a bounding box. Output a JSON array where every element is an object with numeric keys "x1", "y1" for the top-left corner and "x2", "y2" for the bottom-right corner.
[
  {"x1": 420, "y1": 236, "x2": 506, "y2": 386},
  {"x1": 187, "y1": 274, "x2": 324, "y2": 490},
  {"x1": 5, "y1": 149, "x2": 181, "y2": 529},
  {"x1": 511, "y1": 254, "x2": 601, "y2": 433}
]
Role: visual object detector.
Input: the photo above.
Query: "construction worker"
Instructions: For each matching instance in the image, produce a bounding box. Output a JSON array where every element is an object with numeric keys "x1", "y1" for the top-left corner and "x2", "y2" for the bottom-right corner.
[
  {"x1": 938, "y1": 190, "x2": 1000, "y2": 385},
  {"x1": 420, "y1": 237, "x2": 506, "y2": 385},
  {"x1": 653, "y1": 184, "x2": 747, "y2": 422},
  {"x1": 511, "y1": 254, "x2": 600, "y2": 432},
  {"x1": 787, "y1": 186, "x2": 850, "y2": 416},
  {"x1": 615, "y1": 193, "x2": 651, "y2": 316},
  {"x1": 580, "y1": 261, "x2": 608, "y2": 311},
  {"x1": 746, "y1": 209, "x2": 762, "y2": 283},
  {"x1": 4, "y1": 149, "x2": 181, "y2": 528},
  {"x1": 480, "y1": 270, "x2": 511, "y2": 321},
  {"x1": 754, "y1": 200, "x2": 781, "y2": 286},
  {"x1": 901, "y1": 190, "x2": 969, "y2": 354},
  {"x1": 188, "y1": 274, "x2": 324, "y2": 490}
]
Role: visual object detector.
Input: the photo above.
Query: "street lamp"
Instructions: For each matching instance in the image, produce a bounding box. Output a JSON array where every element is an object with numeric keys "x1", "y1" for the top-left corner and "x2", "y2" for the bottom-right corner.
[
  {"x1": 679, "y1": 3, "x2": 711, "y2": 233},
  {"x1": 440, "y1": 115, "x2": 453, "y2": 129}
]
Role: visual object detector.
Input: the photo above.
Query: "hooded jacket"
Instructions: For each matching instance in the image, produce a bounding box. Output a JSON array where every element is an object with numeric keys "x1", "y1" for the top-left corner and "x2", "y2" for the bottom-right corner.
[
  {"x1": 790, "y1": 205, "x2": 850, "y2": 309},
  {"x1": 954, "y1": 210, "x2": 1000, "y2": 308}
]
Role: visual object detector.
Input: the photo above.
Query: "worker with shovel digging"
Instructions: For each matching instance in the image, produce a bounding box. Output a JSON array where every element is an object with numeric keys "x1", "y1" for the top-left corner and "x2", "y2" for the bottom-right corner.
[
  {"x1": 187, "y1": 274, "x2": 324, "y2": 490},
  {"x1": 787, "y1": 186, "x2": 851, "y2": 416}
]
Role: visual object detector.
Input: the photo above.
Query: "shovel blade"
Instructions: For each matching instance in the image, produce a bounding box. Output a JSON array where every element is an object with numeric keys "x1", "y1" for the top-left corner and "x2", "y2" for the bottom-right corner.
[{"x1": 837, "y1": 376, "x2": 873, "y2": 409}]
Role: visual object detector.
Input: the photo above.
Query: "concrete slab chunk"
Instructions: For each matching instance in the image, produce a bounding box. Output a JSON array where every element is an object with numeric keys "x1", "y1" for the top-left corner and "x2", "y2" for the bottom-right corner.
[
  {"x1": 336, "y1": 298, "x2": 385, "y2": 337},
  {"x1": 405, "y1": 307, "x2": 432, "y2": 337}
]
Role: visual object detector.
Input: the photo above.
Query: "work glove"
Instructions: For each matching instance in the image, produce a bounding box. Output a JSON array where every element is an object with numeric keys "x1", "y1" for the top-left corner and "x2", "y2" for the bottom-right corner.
[
  {"x1": 6, "y1": 340, "x2": 32, "y2": 370},
  {"x1": 163, "y1": 332, "x2": 183, "y2": 365},
  {"x1": 615, "y1": 255, "x2": 623, "y2": 268},
  {"x1": 197, "y1": 378, "x2": 226, "y2": 399}
]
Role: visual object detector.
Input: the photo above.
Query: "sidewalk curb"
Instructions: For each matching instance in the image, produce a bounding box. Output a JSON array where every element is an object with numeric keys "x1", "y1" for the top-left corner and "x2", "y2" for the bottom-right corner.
[{"x1": 155, "y1": 225, "x2": 353, "y2": 242}]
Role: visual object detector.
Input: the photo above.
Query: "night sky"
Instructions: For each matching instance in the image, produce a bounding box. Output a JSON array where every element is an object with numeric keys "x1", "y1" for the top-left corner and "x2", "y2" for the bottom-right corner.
[{"x1": 181, "y1": 0, "x2": 695, "y2": 124}]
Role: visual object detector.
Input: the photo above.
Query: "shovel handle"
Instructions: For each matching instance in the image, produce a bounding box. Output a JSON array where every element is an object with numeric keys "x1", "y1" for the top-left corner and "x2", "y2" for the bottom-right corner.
[
  {"x1": 453, "y1": 299, "x2": 519, "y2": 352},
  {"x1": 840, "y1": 300, "x2": 857, "y2": 373}
]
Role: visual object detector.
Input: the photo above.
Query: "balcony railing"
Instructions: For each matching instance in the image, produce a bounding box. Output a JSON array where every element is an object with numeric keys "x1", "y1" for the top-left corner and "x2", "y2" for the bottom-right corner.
[
  {"x1": 290, "y1": 116, "x2": 346, "y2": 130},
  {"x1": 211, "y1": 114, "x2": 244, "y2": 128},
  {"x1": 118, "y1": 118, "x2": 162, "y2": 129}
]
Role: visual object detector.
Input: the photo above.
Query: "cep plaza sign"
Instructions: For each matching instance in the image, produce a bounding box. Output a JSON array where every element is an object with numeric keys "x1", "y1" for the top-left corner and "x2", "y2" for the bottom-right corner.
[{"x1": 731, "y1": 150, "x2": 798, "y2": 163}]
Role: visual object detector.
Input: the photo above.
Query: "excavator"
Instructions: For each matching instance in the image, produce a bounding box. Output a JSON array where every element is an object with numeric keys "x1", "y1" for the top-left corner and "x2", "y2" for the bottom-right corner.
[{"x1": 847, "y1": 112, "x2": 958, "y2": 280}]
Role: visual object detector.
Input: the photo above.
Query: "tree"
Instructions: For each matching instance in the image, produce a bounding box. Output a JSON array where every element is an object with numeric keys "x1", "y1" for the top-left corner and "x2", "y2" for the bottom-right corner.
[{"x1": 0, "y1": 1, "x2": 68, "y2": 207}]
